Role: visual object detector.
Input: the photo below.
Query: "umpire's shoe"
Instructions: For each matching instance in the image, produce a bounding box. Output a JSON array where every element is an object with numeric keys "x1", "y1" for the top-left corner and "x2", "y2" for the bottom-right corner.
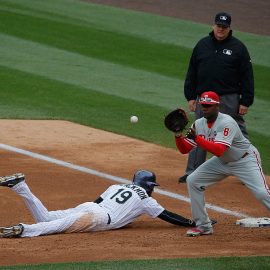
[
  {"x1": 0, "y1": 224, "x2": 24, "y2": 238},
  {"x1": 178, "y1": 174, "x2": 188, "y2": 183},
  {"x1": 0, "y1": 173, "x2": 25, "y2": 188}
]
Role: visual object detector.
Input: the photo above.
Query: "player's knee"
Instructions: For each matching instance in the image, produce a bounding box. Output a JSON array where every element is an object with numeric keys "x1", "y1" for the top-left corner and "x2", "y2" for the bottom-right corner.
[
  {"x1": 186, "y1": 174, "x2": 193, "y2": 185},
  {"x1": 65, "y1": 213, "x2": 94, "y2": 233},
  {"x1": 187, "y1": 174, "x2": 207, "y2": 192},
  {"x1": 186, "y1": 174, "x2": 199, "y2": 187},
  {"x1": 254, "y1": 189, "x2": 270, "y2": 201}
]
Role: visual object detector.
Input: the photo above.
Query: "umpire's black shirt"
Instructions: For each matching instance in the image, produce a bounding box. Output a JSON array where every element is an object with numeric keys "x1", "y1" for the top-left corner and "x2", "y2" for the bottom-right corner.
[{"x1": 184, "y1": 31, "x2": 254, "y2": 107}]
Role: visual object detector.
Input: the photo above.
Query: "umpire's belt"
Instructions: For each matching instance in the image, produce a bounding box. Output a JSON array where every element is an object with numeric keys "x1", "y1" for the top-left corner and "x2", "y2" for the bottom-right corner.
[{"x1": 107, "y1": 213, "x2": 111, "y2": 224}]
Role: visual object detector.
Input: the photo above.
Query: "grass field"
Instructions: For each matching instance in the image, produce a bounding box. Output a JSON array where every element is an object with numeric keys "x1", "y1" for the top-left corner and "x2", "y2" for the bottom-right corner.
[
  {"x1": 0, "y1": 0, "x2": 269, "y2": 269},
  {"x1": 1, "y1": 257, "x2": 270, "y2": 270}
]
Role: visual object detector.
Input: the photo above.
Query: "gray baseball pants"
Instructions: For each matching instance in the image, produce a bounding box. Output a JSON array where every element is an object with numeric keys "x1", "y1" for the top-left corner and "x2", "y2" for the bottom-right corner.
[{"x1": 186, "y1": 145, "x2": 270, "y2": 229}]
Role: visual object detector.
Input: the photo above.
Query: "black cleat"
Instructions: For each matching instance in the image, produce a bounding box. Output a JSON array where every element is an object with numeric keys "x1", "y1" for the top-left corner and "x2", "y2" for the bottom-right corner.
[
  {"x1": 211, "y1": 219, "x2": 218, "y2": 225},
  {"x1": 0, "y1": 173, "x2": 25, "y2": 188},
  {"x1": 0, "y1": 224, "x2": 24, "y2": 238},
  {"x1": 178, "y1": 174, "x2": 188, "y2": 183}
]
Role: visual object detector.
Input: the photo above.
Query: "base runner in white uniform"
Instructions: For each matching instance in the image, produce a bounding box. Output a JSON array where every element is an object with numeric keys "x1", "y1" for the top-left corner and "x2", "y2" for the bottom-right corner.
[
  {"x1": 0, "y1": 170, "x2": 198, "y2": 238},
  {"x1": 175, "y1": 91, "x2": 270, "y2": 237}
]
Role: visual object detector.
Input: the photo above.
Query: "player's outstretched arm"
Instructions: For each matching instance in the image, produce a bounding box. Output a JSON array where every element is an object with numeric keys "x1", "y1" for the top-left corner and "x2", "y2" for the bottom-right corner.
[{"x1": 157, "y1": 210, "x2": 195, "y2": 227}]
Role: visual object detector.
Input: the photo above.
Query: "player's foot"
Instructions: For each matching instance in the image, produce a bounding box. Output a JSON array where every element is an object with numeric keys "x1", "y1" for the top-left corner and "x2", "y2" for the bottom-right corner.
[
  {"x1": 186, "y1": 227, "x2": 213, "y2": 237},
  {"x1": 178, "y1": 174, "x2": 188, "y2": 183},
  {"x1": 211, "y1": 219, "x2": 217, "y2": 225},
  {"x1": 0, "y1": 224, "x2": 24, "y2": 238},
  {"x1": 0, "y1": 173, "x2": 25, "y2": 188}
]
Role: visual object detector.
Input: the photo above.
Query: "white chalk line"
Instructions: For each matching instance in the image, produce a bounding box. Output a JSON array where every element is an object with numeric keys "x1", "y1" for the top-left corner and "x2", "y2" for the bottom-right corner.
[{"x1": 0, "y1": 143, "x2": 250, "y2": 219}]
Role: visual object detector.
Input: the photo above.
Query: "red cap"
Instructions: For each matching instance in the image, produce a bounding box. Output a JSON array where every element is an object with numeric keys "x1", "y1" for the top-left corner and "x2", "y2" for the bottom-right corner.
[{"x1": 199, "y1": 91, "x2": 220, "y2": 105}]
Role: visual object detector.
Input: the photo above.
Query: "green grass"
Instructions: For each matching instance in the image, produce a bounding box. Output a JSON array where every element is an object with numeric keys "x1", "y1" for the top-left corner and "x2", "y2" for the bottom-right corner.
[
  {"x1": 0, "y1": 9, "x2": 189, "y2": 79},
  {"x1": 0, "y1": 66, "x2": 172, "y2": 145},
  {"x1": 253, "y1": 65, "x2": 270, "y2": 100},
  {"x1": 1, "y1": 257, "x2": 270, "y2": 270}
]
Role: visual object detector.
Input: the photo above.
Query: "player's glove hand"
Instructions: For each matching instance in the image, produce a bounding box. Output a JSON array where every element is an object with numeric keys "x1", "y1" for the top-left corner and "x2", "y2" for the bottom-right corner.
[
  {"x1": 164, "y1": 108, "x2": 189, "y2": 135},
  {"x1": 185, "y1": 127, "x2": 197, "y2": 141}
]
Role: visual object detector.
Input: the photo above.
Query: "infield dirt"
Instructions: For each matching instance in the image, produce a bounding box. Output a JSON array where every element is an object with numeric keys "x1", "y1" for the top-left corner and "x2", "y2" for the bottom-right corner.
[{"x1": 0, "y1": 120, "x2": 269, "y2": 265}]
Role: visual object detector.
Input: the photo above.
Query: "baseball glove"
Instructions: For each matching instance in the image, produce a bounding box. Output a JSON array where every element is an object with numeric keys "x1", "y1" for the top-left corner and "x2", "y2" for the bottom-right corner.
[{"x1": 164, "y1": 108, "x2": 189, "y2": 133}]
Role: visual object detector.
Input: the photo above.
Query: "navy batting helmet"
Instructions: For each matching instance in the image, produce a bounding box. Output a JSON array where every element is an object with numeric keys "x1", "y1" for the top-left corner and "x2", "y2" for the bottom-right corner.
[{"x1": 132, "y1": 170, "x2": 159, "y2": 196}]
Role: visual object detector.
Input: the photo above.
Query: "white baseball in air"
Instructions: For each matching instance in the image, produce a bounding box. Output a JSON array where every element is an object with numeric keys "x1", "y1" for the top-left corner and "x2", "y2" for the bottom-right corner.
[{"x1": 130, "y1": 115, "x2": 138, "y2": 123}]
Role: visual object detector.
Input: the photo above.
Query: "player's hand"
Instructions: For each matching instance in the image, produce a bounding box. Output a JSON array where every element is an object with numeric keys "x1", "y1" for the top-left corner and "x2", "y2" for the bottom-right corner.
[
  {"x1": 174, "y1": 131, "x2": 183, "y2": 138},
  {"x1": 186, "y1": 127, "x2": 197, "y2": 140},
  {"x1": 188, "y1": 100, "x2": 196, "y2": 112},
  {"x1": 239, "y1": 105, "x2": 248, "y2": 115}
]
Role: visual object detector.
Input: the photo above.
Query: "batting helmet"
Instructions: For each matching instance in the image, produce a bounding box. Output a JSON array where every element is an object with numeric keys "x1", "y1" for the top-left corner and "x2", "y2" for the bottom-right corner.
[{"x1": 132, "y1": 170, "x2": 159, "y2": 196}]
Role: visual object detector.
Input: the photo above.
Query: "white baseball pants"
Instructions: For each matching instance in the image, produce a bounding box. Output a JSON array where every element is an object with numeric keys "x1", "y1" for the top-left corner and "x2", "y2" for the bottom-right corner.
[{"x1": 12, "y1": 181, "x2": 109, "y2": 237}]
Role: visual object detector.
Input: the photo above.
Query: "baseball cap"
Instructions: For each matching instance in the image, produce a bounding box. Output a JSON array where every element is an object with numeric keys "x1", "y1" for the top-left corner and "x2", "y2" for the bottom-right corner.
[
  {"x1": 215, "y1": 12, "x2": 231, "y2": 27},
  {"x1": 199, "y1": 91, "x2": 220, "y2": 105}
]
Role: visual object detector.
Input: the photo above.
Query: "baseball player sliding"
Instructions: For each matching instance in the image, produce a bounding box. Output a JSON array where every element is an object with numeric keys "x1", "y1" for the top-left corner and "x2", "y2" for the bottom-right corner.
[
  {"x1": 175, "y1": 91, "x2": 270, "y2": 237},
  {"x1": 0, "y1": 170, "x2": 197, "y2": 238}
]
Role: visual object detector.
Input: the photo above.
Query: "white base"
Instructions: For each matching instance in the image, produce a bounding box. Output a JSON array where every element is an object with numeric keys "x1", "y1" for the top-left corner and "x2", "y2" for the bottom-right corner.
[{"x1": 236, "y1": 217, "x2": 270, "y2": 227}]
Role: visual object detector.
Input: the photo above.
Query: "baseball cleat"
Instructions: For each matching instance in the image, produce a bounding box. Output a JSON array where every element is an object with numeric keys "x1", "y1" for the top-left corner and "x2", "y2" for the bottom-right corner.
[
  {"x1": 178, "y1": 174, "x2": 188, "y2": 183},
  {"x1": 0, "y1": 224, "x2": 24, "y2": 238},
  {"x1": 186, "y1": 227, "x2": 213, "y2": 237},
  {"x1": 0, "y1": 173, "x2": 25, "y2": 188},
  {"x1": 211, "y1": 219, "x2": 218, "y2": 225}
]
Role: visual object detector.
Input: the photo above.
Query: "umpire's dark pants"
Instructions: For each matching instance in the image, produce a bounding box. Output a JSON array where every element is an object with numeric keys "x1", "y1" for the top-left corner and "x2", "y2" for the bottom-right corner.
[{"x1": 185, "y1": 93, "x2": 249, "y2": 175}]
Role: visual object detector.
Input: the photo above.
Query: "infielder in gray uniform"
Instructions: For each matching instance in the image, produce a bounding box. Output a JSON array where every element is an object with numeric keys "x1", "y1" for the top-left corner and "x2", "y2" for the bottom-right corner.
[
  {"x1": 175, "y1": 91, "x2": 270, "y2": 237},
  {"x1": 0, "y1": 170, "x2": 197, "y2": 238}
]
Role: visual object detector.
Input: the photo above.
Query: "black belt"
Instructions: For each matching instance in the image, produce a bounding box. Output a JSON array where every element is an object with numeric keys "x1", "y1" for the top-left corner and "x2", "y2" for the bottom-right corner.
[
  {"x1": 241, "y1": 152, "x2": 249, "y2": 159},
  {"x1": 107, "y1": 214, "x2": 111, "y2": 224}
]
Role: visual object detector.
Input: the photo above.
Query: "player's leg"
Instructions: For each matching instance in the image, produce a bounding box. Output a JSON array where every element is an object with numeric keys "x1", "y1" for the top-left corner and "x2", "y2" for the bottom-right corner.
[
  {"x1": 22, "y1": 212, "x2": 87, "y2": 237},
  {"x1": 186, "y1": 157, "x2": 228, "y2": 235},
  {"x1": 21, "y1": 207, "x2": 109, "y2": 237},
  {"x1": 11, "y1": 180, "x2": 52, "y2": 222},
  {"x1": 12, "y1": 180, "x2": 86, "y2": 222},
  {"x1": 1, "y1": 205, "x2": 110, "y2": 238},
  {"x1": 185, "y1": 147, "x2": 207, "y2": 176},
  {"x1": 20, "y1": 211, "x2": 97, "y2": 237},
  {"x1": 231, "y1": 147, "x2": 270, "y2": 210},
  {"x1": 0, "y1": 216, "x2": 85, "y2": 238}
]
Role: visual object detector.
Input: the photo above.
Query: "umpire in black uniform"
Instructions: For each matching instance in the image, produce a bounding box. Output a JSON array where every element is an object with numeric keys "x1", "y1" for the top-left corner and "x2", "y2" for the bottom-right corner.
[{"x1": 179, "y1": 12, "x2": 254, "y2": 183}]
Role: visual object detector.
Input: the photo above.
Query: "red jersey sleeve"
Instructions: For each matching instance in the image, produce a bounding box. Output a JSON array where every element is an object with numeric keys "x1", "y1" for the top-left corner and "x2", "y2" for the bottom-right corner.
[
  {"x1": 175, "y1": 136, "x2": 194, "y2": 154},
  {"x1": 195, "y1": 136, "x2": 228, "y2": 157}
]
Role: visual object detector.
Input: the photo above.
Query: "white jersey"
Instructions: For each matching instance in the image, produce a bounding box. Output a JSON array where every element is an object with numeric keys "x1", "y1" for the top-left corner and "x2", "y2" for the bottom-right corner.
[
  {"x1": 189, "y1": 113, "x2": 251, "y2": 162},
  {"x1": 99, "y1": 184, "x2": 164, "y2": 229},
  {"x1": 12, "y1": 181, "x2": 164, "y2": 237}
]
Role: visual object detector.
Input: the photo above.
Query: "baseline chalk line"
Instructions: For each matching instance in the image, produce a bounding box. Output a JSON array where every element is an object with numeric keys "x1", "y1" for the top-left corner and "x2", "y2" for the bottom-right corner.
[{"x1": 0, "y1": 143, "x2": 250, "y2": 218}]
